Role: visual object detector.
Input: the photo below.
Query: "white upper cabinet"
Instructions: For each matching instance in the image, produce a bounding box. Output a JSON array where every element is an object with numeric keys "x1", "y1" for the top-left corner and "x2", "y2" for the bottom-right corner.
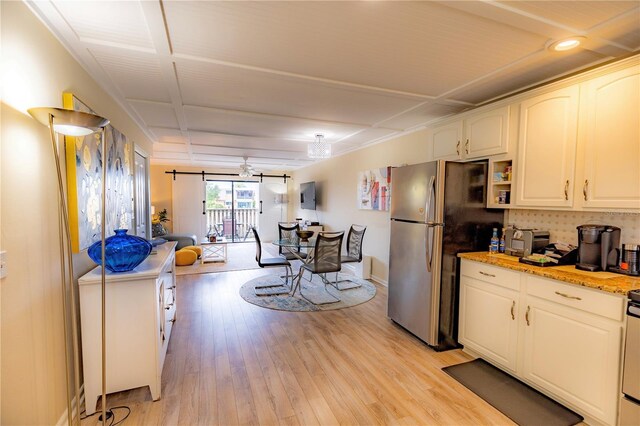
[
  {"x1": 515, "y1": 86, "x2": 579, "y2": 208},
  {"x1": 465, "y1": 105, "x2": 510, "y2": 158},
  {"x1": 431, "y1": 120, "x2": 464, "y2": 160},
  {"x1": 431, "y1": 105, "x2": 509, "y2": 161},
  {"x1": 576, "y1": 65, "x2": 640, "y2": 210}
]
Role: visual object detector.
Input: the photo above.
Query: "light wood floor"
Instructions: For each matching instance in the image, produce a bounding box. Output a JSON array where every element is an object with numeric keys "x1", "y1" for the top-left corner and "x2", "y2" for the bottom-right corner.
[{"x1": 82, "y1": 269, "x2": 514, "y2": 425}]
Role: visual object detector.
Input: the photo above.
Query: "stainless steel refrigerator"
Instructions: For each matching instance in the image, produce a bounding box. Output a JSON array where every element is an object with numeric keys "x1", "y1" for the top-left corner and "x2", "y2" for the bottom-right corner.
[{"x1": 387, "y1": 160, "x2": 503, "y2": 351}]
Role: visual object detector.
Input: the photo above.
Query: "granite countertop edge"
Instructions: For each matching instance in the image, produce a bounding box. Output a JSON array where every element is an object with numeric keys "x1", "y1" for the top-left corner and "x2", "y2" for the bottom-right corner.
[{"x1": 458, "y1": 252, "x2": 640, "y2": 295}]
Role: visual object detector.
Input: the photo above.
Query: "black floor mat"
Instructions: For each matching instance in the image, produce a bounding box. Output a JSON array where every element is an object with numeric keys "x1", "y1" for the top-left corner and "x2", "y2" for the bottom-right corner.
[{"x1": 443, "y1": 358, "x2": 583, "y2": 426}]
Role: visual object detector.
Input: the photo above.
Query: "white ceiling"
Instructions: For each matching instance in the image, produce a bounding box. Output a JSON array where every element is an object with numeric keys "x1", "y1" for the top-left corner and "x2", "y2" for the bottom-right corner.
[{"x1": 27, "y1": 0, "x2": 640, "y2": 172}]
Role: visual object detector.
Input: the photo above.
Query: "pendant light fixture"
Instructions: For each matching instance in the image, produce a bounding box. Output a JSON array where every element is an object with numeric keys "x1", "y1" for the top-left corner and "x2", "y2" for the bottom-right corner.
[{"x1": 307, "y1": 133, "x2": 331, "y2": 159}]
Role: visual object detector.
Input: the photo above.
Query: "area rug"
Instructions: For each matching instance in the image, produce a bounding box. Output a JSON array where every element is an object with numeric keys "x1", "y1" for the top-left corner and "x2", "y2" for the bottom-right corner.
[
  {"x1": 443, "y1": 358, "x2": 583, "y2": 426},
  {"x1": 239, "y1": 273, "x2": 376, "y2": 311}
]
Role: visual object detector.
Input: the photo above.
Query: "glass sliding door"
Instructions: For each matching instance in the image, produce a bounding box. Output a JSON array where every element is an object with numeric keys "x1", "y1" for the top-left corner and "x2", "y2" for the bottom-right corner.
[{"x1": 206, "y1": 180, "x2": 259, "y2": 242}]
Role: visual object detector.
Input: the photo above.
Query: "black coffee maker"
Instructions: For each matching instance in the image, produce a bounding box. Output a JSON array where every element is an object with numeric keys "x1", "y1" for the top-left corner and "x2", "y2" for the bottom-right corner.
[{"x1": 576, "y1": 225, "x2": 621, "y2": 272}]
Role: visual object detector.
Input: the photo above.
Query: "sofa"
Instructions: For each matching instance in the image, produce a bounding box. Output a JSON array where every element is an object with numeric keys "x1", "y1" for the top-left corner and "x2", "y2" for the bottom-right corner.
[{"x1": 152, "y1": 223, "x2": 197, "y2": 250}]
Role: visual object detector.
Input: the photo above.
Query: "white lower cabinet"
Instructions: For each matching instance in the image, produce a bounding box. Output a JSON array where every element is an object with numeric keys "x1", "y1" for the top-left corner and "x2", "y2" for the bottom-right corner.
[
  {"x1": 459, "y1": 259, "x2": 625, "y2": 425},
  {"x1": 522, "y1": 293, "x2": 622, "y2": 425},
  {"x1": 459, "y1": 262, "x2": 519, "y2": 373}
]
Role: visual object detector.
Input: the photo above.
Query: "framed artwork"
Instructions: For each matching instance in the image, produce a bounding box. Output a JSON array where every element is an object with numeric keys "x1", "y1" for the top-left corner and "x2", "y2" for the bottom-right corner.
[
  {"x1": 63, "y1": 93, "x2": 134, "y2": 252},
  {"x1": 357, "y1": 167, "x2": 391, "y2": 211}
]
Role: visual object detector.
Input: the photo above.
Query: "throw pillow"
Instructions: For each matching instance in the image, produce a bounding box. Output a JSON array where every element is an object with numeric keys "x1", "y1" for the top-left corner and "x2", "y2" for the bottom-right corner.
[
  {"x1": 175, "y1": 249, "x2": 197, "y2": 266},
  {"x1": 181, "y1": 245, "x2": 202, "y2": 258}
]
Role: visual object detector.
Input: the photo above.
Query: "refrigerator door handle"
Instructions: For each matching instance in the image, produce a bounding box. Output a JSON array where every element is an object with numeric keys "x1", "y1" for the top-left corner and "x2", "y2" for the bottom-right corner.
[
  {"x1": 425, "y1": 225, "x2": 432, "y2": 272},
  {"x1": 425, "y1": 224, "x2": 437, "y2": 272},
  {"x1": 424, "y1": 175, "x2": 436, "y2": 223}
]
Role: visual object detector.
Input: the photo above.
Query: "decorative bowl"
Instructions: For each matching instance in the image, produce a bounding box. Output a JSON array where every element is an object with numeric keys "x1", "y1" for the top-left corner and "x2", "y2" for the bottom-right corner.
[{"x1": 295, "y1": 230, "x2": 314, "y2": 242}]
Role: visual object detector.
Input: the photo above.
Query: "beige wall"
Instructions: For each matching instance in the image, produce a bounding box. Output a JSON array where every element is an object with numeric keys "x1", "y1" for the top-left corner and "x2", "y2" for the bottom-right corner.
[
  {"x1": 291, "y1": 129, "x2": 431, "y2": 283},
  {"x1": 1, "y1": 2, "x2": 153, "y2": 424}
]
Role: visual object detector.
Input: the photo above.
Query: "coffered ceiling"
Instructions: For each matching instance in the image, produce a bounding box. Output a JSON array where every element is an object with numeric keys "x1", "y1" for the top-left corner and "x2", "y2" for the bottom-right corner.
[{"x1": 27, "y1": 1, "x2": 640, "y2": 172}]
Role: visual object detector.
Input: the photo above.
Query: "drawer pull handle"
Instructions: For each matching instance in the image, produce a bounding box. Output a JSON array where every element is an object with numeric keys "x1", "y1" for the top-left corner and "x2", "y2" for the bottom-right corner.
[
  {"x1": 168, "y1": 318, "x2": 175, "y2": 323},
  {"x1": 510, "y1": 301, "x2": 515, "y2": 320},
  {"x1": 165, "y1": 303, "x2": 174, "y2": 310},
  {"x1": 554, "y1": 291, "x2": 582, "y2": 301},
  {"x1": 456, "y1": 141, "x2": 460, "y2": 156},
  {"x1": 479, "y1": 271, "x2": 496, "y2": 277},
  {"x1": 465, "y1": 139, "x2": 469, "y2": 155},
  {"x1": 525, "y1": 305, "x2": 530, "y2": 326}
]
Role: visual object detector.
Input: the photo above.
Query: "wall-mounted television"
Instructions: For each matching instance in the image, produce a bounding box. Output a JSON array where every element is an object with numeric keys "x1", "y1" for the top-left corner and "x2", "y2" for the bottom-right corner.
[{"x1": 300, "y1": 181, "x2": 316, "y2": 210}]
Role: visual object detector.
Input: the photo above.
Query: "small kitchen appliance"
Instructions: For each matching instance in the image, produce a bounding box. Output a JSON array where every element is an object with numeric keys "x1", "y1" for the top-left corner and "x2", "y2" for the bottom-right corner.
[
  {"x1": 610, "y1": 243, "x2": 640, "y2": 276},
  {"x1": 575, "y1": 225, "x2": 621, "y2": 272},
  {"x1": 504, "y1": 228, "x2": 550, "y2": 257}
]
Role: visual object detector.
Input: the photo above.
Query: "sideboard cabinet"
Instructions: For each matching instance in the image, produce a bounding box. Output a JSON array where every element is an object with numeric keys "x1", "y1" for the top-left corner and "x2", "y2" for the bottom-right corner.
[{"x1": 79, "y1": 242, "x2": 177, "y2": 415}]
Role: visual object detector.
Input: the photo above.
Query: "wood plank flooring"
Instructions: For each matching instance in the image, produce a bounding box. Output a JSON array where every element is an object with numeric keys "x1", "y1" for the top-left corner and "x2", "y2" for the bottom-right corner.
[{"x1": 81, "y1": 269, "x2": 514, "y2": 425}]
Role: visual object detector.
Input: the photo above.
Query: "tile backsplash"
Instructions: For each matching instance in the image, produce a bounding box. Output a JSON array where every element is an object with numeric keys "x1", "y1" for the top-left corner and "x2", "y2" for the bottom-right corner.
[{"x1": 506, "y1": 209, "x2": 640, "y2": 246}]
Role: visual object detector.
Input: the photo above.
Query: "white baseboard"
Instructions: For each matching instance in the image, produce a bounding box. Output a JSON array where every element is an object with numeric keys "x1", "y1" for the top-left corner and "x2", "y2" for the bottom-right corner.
[
  {"x1": 56, "y1": 385, "x2": 84, "y2": 426},
  {"x1": 370, "y1": 274, "x2": 387, "y2": 286}
]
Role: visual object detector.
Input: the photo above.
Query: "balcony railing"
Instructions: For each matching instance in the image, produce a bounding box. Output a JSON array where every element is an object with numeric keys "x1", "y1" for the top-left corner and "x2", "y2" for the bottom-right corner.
[{"x1": 206, "y1": 208, "x2": 258, "y2": 241}]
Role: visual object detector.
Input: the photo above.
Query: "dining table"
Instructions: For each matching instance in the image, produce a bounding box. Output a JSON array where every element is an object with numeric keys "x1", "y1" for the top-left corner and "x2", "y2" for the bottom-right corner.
[{"x1": 272, "y1": 237, "x2": 316, "y2": 290}]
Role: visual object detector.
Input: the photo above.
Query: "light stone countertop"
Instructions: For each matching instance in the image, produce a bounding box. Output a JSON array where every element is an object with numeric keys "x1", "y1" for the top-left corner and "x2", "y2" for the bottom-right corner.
[{"x1": 458, "y1": 252, "x2": 640, "y2": 295}]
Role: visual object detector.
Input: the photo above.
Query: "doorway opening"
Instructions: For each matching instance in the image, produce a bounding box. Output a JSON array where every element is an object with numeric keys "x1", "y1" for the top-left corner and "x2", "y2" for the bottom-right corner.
[{"x1": 206, "y1": 180, "x2": 259, "y2": 243}]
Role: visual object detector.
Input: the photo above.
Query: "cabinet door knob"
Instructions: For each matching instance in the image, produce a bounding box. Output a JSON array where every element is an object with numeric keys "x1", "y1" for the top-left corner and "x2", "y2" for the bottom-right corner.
[
  {"x1": 525, "y1": 305, "x2": 531, "y2": 326},
  {"x1": 465, "y1": 139, "x2": 469, "y2": 155},
  {"x1": 456, "y1": 140, "x2": 460, "y2": 156},
  {"x1": 510, "y1": 301, "x2": 515, "y2": 320},
  {"x1": 564, "y1": 180, "x2": 569, "y2": 200},
  {"x1": 583, "y1": 180, "x2": 588, "y2": 201}
]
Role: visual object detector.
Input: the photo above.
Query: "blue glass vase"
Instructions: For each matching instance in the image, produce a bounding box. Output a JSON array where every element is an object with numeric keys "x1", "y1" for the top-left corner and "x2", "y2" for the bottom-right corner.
[{"x1": 88, "y1": 229, "x2": 153, "y2": 273}]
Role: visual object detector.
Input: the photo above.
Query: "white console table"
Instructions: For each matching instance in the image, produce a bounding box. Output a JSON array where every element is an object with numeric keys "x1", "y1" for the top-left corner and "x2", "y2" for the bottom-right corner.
[{"x1": 78, "y1": 242, "x2": 177, "y2": 415}]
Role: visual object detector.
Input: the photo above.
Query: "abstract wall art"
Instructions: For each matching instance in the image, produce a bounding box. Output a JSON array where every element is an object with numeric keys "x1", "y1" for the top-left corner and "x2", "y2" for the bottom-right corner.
[
  {"x1": 63, "y1": 93, "x2": 134, "y2": 252},
  {"x1": 357, "y1": 167, "x2": 391, "y2": 211}
]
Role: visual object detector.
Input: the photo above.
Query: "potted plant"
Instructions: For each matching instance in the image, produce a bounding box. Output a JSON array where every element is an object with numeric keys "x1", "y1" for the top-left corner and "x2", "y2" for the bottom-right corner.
[{"x1": 152, "y1": 208, "x2": 170, "y2": 237}]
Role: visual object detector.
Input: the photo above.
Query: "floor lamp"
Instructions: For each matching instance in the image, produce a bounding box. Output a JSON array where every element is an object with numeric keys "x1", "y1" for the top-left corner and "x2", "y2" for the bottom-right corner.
[{"x1": 28, "y1": 108, "x2": 110, "y2": 425}]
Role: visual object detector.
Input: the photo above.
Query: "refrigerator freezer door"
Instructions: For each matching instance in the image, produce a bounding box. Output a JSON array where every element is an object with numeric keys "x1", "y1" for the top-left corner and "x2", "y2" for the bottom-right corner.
[
  {"x1": 390, "y1": 162, "x2": 438, "y2": 222},
  {"x1": 388, "y1": 220, "x2": 440, "y2": 345}
]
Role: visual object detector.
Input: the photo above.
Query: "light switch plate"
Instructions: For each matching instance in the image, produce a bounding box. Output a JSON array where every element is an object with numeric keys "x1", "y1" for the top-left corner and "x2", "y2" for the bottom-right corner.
[{"x1": 0, "y1": 251, "x2": 7, "y2": 279}]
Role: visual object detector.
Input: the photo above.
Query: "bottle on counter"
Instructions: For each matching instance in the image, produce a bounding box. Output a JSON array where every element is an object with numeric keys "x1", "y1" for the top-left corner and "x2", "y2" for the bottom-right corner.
[
  {"x1": 499, "y1": 228, "x2": 506, "y2": 253},
  {"x1": 490, "y1": 228, "x2": 499, "y2": 254}
]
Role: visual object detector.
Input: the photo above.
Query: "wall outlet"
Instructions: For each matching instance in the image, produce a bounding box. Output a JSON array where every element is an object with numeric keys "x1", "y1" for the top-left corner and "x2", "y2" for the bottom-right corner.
[{"x1": 0, "y1": 251, "x2": 7, "y2": 279}]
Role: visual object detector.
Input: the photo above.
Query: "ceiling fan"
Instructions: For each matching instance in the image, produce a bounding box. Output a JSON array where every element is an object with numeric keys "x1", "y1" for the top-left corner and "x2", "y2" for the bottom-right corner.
[{"x1": 239, "y1": 156, "x2": 255, "y2": 178}]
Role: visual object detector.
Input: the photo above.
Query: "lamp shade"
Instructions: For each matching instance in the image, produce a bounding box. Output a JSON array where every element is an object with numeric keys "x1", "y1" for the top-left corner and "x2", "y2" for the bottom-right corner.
[{"x1": 28, "y1": 107, "x2": 109, "y2": 135}]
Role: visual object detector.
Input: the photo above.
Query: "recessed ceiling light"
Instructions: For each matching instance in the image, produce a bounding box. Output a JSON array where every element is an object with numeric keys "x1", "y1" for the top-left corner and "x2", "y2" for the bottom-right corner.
[{"x1": 548, "y1": 37, "x2": 586, "y2": 52}]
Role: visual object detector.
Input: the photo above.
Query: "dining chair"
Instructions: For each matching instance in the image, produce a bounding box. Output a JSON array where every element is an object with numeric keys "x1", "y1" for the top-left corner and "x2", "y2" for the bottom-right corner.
[
  {"x1": 332, "y1": 224, "x2": 367, "y2": 290},
  {"x1": 251, "y1": 227, "x2": 293, "y2": 295},
  {"x1": 293, "y1": 231, "x2": 344, "y2": 305},
  {"x1": 278, "y1": 223, "x2": 308, "y2": 261}
]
